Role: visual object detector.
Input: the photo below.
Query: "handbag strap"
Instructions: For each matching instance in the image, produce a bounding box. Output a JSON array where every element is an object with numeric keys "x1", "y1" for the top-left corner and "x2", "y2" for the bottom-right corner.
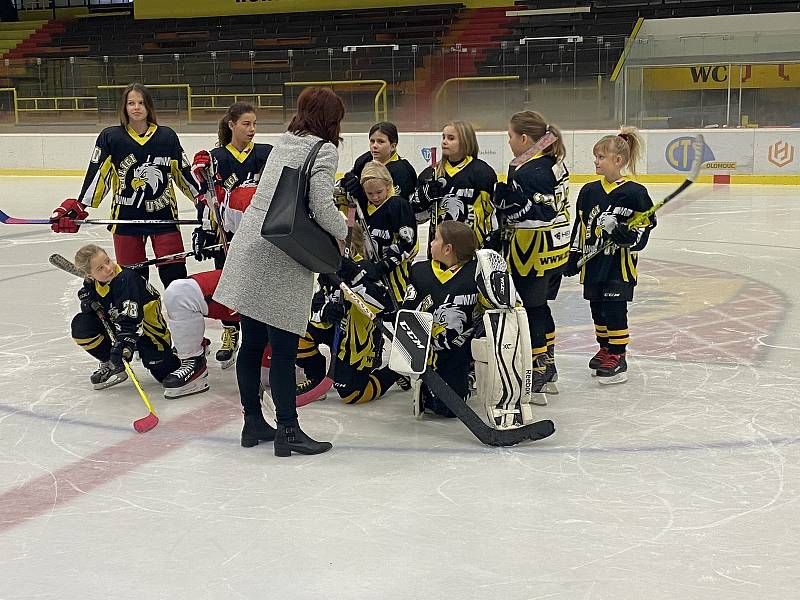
[{"x1": 301, "y1": 139, "x2": 328, "y2": 177}]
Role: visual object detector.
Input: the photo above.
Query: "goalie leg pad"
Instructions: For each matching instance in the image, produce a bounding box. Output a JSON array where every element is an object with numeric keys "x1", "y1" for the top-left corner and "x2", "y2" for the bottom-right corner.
[{"x1": 472, "y1": 307, "x2": 535, "y2": 429}]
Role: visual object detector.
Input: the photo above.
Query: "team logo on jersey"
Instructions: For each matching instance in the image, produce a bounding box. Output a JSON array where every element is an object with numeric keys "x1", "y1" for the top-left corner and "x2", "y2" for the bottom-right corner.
[
  {"x1": 399, "y1": 226, "x2": 414, "y2": 244},
  {"x1": 131, "y1": 163, "x2": 164, "y2": 194},
  {"x1": 433, "y1": 302, "x2": 468, "y2": 340},
  {"x1": 666, "y1": 136, "x2": 715, "y2": 172}
]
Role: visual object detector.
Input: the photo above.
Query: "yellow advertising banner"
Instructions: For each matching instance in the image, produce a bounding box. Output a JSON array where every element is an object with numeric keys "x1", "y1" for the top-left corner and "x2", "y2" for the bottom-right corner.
[
  {"x1": 643, "y1": 64, "x2": 800, "y2": 90},
  {"x1": 135, "y1": 0, "x2": 507, "y2": 19}
]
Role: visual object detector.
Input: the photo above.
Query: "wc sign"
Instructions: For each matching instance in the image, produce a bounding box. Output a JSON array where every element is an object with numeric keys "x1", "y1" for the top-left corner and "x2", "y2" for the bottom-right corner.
[{"x1": 768, "y1": 141, "x2": 795, "y2": 168}]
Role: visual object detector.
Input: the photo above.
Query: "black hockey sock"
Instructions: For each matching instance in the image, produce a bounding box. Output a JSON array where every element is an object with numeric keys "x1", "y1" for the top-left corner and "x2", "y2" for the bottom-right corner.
[
  {"x1": 590, "y1": 301, "x2": 609, "y2": 348},
  {"x1": 603, "y1": 301, "x2": 629, "y2": 354},
  {"x1": 525, "y1": 305, "x2": 549, "y2": 356},
  {"x1": 157, "y1": 262, "x2": 188, "y2": 289}
]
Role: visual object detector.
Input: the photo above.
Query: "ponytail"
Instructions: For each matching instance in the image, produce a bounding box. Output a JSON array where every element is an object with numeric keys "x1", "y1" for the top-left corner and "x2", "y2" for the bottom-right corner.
[
  {"x1": 217, "y1": 101, "x2": 256, "y2": 148},
  {"x1": 592, "y1": 125, "x2": 643, "y2": 176},
  {"x1": 509, "y1": 110, "x2": 566, "y2": 162}
]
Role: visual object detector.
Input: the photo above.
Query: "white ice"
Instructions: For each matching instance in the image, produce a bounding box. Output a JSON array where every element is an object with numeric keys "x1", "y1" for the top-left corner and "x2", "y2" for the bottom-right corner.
[{"x1": 0, "y1": 178, "x2": 799, "y2": 600}]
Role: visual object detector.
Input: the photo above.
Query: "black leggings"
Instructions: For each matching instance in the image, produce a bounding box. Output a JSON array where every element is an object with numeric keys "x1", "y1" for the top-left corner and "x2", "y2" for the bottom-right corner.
[{"x1": 237, "y1": 314, "x2": 299, "y2": 425}]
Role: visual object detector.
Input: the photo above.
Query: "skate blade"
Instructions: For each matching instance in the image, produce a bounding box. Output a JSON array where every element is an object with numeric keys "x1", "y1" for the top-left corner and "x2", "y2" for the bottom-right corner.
[
  {"x1": 597, "y1": 373, "x2": 628, "y2": 385},
  {"x1": 531, "y1": 392, "x2": 548, "y2": 406},
  {"x1": 164, "y1": 375, "x2": 210, "y2": 398},
  {"x1": 217, "y1": 350, "x2": 238, "y2": 370},
  {"x1": 543, "y1": 382, "x2": 559, "y2": 395},
  {"x1": 92, "y1": 372, "x2": 128, "y2": 390}
]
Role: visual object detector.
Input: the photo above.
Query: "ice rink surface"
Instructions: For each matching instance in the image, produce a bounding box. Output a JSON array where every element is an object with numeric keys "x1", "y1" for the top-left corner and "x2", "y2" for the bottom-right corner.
[{"x1": 0, "y1": 178, "x2": 799, "y2": 600}]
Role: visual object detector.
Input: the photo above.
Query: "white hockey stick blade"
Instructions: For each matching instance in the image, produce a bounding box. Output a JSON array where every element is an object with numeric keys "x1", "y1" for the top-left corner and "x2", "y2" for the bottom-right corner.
[{"x1": 389, "y1": 309, "x2": 433, "y2": 376}]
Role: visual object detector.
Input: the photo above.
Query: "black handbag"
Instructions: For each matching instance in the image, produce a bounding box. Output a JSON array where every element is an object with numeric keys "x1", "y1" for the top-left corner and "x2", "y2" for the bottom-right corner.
[{"x1": 260, "y1": 139, "x2": 342, "y2": 273}]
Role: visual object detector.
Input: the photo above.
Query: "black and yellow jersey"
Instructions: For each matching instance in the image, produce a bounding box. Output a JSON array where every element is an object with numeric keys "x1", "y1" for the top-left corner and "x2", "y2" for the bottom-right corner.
[
  {"x1": 361, "y1": 194, "x2": 418, "y2": 303},
  {"x1": 403, "y1": 259, "x2": 484, "y2": 353},
  {"x1": 570, "y1": 177, "x2": 655, "y2": 286},
  {"x1": 412, "y1": 156, "x2": 497, "y2": 248},
  {"x1": 352, "y1": 150, "x2": 418, "y2": 202},
  {"x1": 208, "y1": 142, "x2": 271, "y2": 235},
  {"x1": 92, "y1": 265, "x2": 172, "y2": 352},
  {"x1": 310, "y1": 269, "x2": 390, "y2": 372},
  {"x1": 505, "y1": 154, "x2": 571, "y2": 278},
  {"x1": 78, "y1": 124, "x2": 201, "y2": 236}
]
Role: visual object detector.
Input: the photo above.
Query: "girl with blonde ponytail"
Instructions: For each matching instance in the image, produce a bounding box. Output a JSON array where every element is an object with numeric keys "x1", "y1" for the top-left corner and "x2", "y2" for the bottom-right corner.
[{"x1": 563, "y1": 125, "x2": 656, "y2": 385}]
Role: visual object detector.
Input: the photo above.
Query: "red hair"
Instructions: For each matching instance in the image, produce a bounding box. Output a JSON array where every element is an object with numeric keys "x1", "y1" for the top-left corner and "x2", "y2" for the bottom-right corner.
[{"x1": 287, "y1": 87, "x2": 345, "y2": 147}]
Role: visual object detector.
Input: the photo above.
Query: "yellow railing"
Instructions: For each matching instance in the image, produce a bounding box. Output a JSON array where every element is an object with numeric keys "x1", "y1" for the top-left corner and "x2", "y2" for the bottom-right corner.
[
  {"x1": 98, "y1": 83, "x2": 193, "y2": 123},
  {"x1": 17, "y1": 96, "x2": 97, "y2": 112},
  {"x1": 190, "y1": 93, "x2": 283, "y2": 111},
  {"x1": 284, "y1": 80, "x2": 388, "y2": 122},
  {"x1": 0, "y1": 87, "x2": 18, "y2": 124},
  {"x1": 433, "y1": 75, "x2": 520, "y2": 107}
]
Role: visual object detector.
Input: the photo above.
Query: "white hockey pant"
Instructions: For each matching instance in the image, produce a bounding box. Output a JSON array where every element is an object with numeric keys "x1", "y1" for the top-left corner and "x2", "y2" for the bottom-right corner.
[{"x1": 164, "y1": 278, "x2": 208, "y2": 359}]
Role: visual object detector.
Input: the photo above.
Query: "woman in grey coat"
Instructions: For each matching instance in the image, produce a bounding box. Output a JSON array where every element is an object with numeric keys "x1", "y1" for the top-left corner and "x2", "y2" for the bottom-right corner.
[{"x1": 214, "y1": 87, "x2": 348, "y2": 456}]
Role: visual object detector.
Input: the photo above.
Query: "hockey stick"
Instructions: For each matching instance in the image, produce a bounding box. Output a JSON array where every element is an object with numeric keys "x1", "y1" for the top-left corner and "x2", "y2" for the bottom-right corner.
[
  {"x1": 337, "y1": 279, "x2": 555, "y2": 446},
  {"x1": 576, "y1": 134, "x2": 705, "y2": 268},
  {"x1": 47, "y1": 254, "x2": 159, "y2": 433},
  {"x1": 0, "y1": 209, "x2": 200, "y2": 226},
  {"x1": 49, "y1": 247, "x2": 223, "y2": 275},
  {"x1": 92, "y1": 303, "x2": 159, "y2": 433},
  {"x1": 204, "y1": 164, "x2": 230, "y2": 255}
]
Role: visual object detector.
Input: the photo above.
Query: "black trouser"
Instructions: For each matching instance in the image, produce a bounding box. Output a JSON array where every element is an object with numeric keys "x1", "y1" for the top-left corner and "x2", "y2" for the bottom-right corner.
[
  {"x1": 71, "y1": 312, "x2": 179, "y2": 382},
  {"x1": 237, "y1": 314, "x2": 298, "y2": 425}
]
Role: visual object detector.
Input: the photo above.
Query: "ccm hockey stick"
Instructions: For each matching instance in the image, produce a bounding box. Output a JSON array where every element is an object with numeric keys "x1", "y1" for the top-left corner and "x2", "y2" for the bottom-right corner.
[
  {"x1": 47, "y1": 254, "x2": 159, "y2": 433},
  {"x1": 0, "y1": 209, "x2": 200, "y2": 226},
  {"x1": 337, "y1": 279, "x2": 555, "y2": 446},
  {"x1": 576, "y1": 133, "x2": 705, "y2": 268}
]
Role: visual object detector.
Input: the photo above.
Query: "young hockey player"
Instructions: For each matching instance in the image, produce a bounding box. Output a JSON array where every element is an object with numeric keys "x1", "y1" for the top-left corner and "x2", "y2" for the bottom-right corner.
[
  {"x1": 190, "y1": 102, "x2": 272, "y2": 367},
  {"x1": 342, "y1": 160, "x2": 417, "y2": 305},
  {"x1": 411, "y1": 120, "x2": 497, "y2": 250},
  {"x1": 491, "y1": 111, "x2": 570, "y2": 395},
  {"x1": 563, "y1": 127, "x2": 656, "y2": 384},
  {"x1": 295, "y1": 223, "x2": 400, "y2": 404},
  {"x1": 404, "y1": 220, "x2": 482, "y2": 416},
  {"x1": 50, "y1": 83, "x2": 202, "y2": 289},
  {"x1": 340, "y1": 121, "x2": 417, "y2": 202},
  {"x1": 70, "y1": 244, "x2": 181, "y2": 393}
]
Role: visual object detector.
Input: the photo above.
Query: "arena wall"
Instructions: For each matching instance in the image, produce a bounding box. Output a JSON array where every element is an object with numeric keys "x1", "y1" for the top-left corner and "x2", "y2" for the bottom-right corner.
[{"x1": 0, "y1": 129, "x2": 797, "y2": 184}]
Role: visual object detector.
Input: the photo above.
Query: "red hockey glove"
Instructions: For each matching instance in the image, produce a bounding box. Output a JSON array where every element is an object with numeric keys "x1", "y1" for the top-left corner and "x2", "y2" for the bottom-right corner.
[
  {"x1": 192, "y1": 150, "x2": 212, "y2": 182},
  {"x1": 50, "y1": 198, "x2": 88, "y2": 233}
]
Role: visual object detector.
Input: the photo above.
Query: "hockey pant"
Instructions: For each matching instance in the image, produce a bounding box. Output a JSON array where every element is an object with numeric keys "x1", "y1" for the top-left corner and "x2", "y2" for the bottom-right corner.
[
  {"x1": 113, "y1": 230, "x2": 186, "y2": 288},
  {"x1": 71, "y1": 311, "x2": 180, "y2": 382},
  {"x1": 470, "y1": 307, "x2": 535, "y2": 428},
  {"x1": 296, "y1": 322, "x2": 396, "y2": 404},
  {"x1": 163, "y1": 270, "x2": 238, "y2": 359}
]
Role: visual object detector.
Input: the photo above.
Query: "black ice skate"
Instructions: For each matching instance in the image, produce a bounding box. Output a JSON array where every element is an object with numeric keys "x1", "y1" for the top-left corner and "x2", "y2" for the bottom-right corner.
[
  {"x1": 163, "y1": 354, "x2": 209, "y2": 398},
  {"x1": 543, "y1": 346, "x2": 558, "y2": 395},
  {"x1": 589, "y1": 346, "x2": 610, "y2": 377},
  {"x1": 91, "y1": 360, "x2": 127, "y2": 390},
  {"x1": 530, "y1": 353, "x2": 549, "y2": 405},
  {"x1": 596, "y1": 352, "x2": 627, "y2": 385},
  {"x1": 216, "y1": 326, "x2": 239, "y2": 369}
]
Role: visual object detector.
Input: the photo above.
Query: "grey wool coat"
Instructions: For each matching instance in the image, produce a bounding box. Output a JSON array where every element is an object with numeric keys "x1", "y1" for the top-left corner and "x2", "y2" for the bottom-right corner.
[{"x1": 214, "y1": 132, "x2": 347, "y2": 336}]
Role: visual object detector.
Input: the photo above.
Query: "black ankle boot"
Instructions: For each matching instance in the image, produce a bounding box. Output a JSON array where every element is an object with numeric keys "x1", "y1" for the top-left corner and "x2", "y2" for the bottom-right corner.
[
  {"x1": 241, "y1": 414, "x2": 276, "y2": 448},
  {"x1": 274, "y1": 421, "x2": 332, "y2": 457}
]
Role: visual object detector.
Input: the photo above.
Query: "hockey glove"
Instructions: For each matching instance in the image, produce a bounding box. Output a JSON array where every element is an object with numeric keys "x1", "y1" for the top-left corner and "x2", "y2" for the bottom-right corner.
[
  {"x1": 110, "y1": 332, "x2": 137, "y2": 367},
  {"x1": 419, "y1": 178, "x2": 445, "y2": 205},
  {"x1": 482, "y1": 228, "x2": 503, "y2": 252},
  {"x1": 337, "y1": 256, "x2": 366, "y2": 286},
  {"x1": 562, "y1": 251, "x2": 581, "y2": 277},
  {"x1": 77, "y1": 281, "x2": 99, "y2": 313},
  {"x1": 609, "y1": 223, "x2": 639, "y2": 247},
  {"x1": 493, "y1": 183, "x2": 531, "y2": 222},
  {"x1": 321, "y1": 301, "x2": 346, "y2": 325},
  {"x1": 192, "y1": 226, "x2": 219, "y2": 261},
  {"x1": 192, "y1": 150, "x2": 211, "y2": 183},
  {"x1": 341, "y1": 171, "x2": 366, "y2": 201},
  {"x1": 50, "y1": 198, "x2": 88, "y2": 233},
  {"x1": 355, "y1": 259, "x2": 386, "y2": 283}
]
